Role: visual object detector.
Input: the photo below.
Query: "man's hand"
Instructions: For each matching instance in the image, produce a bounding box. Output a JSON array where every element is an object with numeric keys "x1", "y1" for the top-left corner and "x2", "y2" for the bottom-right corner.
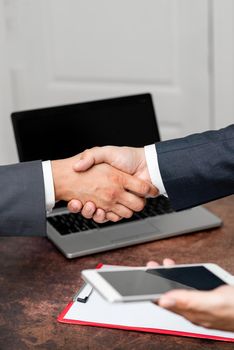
[
  {"x1": 158, "y1": 285, "x2": 234, "y2": 332},
  {"x1": 52, "y1": 155, "x2": 157, "y2": 220},
  {"x1": 74, "y1": 146, "x2": 150, "y2": 181},
  {"x1": 67, "y1": 146, "x2": 157, "y2": 222},
  {"x1": 147, "y1": 259, "x2": 234, "y2": 332}
]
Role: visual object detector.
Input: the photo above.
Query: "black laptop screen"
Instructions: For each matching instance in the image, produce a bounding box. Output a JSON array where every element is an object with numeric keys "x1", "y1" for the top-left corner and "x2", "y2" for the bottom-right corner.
[{"x1": 11, "y1": 93, "x2": 160, "y2": 162}]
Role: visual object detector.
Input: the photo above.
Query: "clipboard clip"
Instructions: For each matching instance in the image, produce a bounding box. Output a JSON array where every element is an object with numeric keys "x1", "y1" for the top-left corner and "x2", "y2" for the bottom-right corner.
[{"x1": 73, "y1": 282, "x2": 93, "y2": 303}]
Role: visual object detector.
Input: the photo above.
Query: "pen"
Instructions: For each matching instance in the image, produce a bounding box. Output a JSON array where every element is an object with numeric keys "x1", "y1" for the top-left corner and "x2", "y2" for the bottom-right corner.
[{"x1": 73, "y1": 282, "x2": 93, "y2": 303}]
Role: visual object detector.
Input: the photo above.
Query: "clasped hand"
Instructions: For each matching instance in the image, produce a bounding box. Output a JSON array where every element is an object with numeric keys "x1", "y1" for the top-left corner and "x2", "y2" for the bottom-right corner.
[{"x1": 51, "y1": 146, "x2": 158, "y2": 222}]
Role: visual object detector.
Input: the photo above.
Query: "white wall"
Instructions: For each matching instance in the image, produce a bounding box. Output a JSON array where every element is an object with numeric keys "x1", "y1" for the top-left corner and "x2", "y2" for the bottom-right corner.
[
  {"x1": 0, "y1": 0, "x2": 233, "y2": 165},
  {"x1": 213, "y1": 0, "x2": 234, "y2": 128},
  {"x1": 0, "y1": 0, "x2": 17, "y2": 164}
]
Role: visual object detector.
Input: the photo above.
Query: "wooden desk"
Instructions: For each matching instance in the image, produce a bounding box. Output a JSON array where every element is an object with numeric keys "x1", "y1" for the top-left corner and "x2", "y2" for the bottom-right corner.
[{"x1": 0, "y1": 196, "x2": 234, "y2": 350}]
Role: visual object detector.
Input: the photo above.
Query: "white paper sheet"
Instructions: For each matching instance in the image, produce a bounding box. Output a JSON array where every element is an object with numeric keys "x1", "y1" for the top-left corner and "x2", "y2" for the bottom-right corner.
[{"x1": 62, "y1": 265, "x2": 234, "y2": 340}]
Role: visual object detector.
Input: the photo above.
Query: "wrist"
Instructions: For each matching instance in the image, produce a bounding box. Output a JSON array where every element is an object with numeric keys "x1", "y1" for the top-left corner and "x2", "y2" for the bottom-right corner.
[
  {"x1": 135, "y1": 147, "x2": 152, "y2": 183},
  {"x1": 51, "y1": 159, "x2": 75, "y2": 201}
]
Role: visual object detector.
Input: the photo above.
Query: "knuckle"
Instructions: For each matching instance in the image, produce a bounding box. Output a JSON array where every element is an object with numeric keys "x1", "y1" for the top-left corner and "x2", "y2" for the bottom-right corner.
[
  {"x1": 134, "y1": 199, "x2": 145, "y2": 212},
  {"x1": 200, "y1": 321, "x2": 212, "y2": 329},
  {"x1": 68, "y1": 207, "x2": 78, "y2": 213},
  {"x1": 91, "y1": 146, "x2": 100, "y2": 152},
  {"x1": 81, "y1": 210, "x2": 92, "y2": 219},
  {"x1": 184, "y1": 301, "x2": 196, "y2": 312},
  {"x1": 80, "y1": 149, "x2": 91, "y2": 160},
  {"x1": 94, "y1": 209, "x2": 106, "y2": 221},
  {"x1": 93, "y1": 215, "x2": 105, "y2": 223},
  {"x1": 94, "y1": 218, "x2": 103, "y2": 224},
  {"x1": 82, "y1": 149, "x2": 91, "y2": 156},
  {"x1": 124, "y1": 210, "x2": 133, "y2": 219},
  {"x1": 110, "y1": 173, "x2": 120, "y2": 184},
  {"x1": 106, "y1": 213, "x2": 119, "y2": 222},
  {"x1": 81, "y1": 146, "x2": 99, "y2": 158},
  {"x1": 105, "y1": 188, "x2": 118, "y2": 203},
  {"x1": 140, "y1": 182, "x2": 150, "y2": 194},
  {"x1": 67, "y1": 203, "x2": 75, "y2": 212}
]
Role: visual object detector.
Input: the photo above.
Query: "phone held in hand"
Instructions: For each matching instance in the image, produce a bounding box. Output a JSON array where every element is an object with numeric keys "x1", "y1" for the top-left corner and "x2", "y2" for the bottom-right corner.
[{"x1": 81, "y1": 263, "x2": 234, "y2": 303}]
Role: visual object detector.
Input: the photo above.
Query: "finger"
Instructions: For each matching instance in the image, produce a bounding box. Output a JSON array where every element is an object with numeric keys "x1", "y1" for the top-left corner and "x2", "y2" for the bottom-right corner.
[
  {"x1": 67, "y1": 199, "x2": 83, "y2": 213},
  {"x1": 146, "y1": 258, "x2": 175, "y2": 268},
  {"x1": 81, "y1": 202, "x2": 96, "y2": 219},
  {"x1": 131, "y1": 182, "x2": 159, "y2": 198},
  {"x1": 106, "y1": 212, "x2": 122, "y2": 222},
  {"x1": 146, "y1": 261, "x2": 160, "y2": 267},
  {"x1": 158, "y1": 290, "x2": 192, "y2": 311},
  {"x1": 163, "y1": 258, "x2": 176, "y2": 266},
  {"x1": 74, "y1": 156, "x2": 95, "y2": 172},
  {"x1": 93, "y1": 208, "x2": 108, "y2": 223},
  {"x1": 123, "y1": 175, "x2": 158, "y2": 198},
  {"x1": 147, "y1": 185, "x2": 159, "y2": 198},
  {"x1": 158, "y1": 289, "x2": 217, "y2": 328},
  {"x1": 118, "y1": 192, "x2": 146, "y2": 212},
  {"x1": 112, "y1": 204, "x2": 133, "y2": 219},
  {"x1": 73, "y1": 146, "x2": 113, "y2": 172}
]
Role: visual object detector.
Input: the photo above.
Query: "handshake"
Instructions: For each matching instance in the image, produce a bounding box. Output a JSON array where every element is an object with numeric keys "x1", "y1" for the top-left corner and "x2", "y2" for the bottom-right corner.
[{"x1": 52, "y1": 146, "x2": 158, "y2": 223}]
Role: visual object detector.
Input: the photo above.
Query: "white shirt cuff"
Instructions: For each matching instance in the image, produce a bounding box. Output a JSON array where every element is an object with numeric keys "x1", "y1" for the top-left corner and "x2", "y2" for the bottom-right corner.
[
  {"x1": 144, "y1": 144, "x2": 167, "y2": 196},
  {"x1": 42, "y1": 160, "x2": 55, "y2": 212}
]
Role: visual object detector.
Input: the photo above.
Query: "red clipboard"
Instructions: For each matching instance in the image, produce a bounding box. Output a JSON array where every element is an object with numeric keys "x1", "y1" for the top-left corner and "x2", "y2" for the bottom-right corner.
[{"x1": 58, "y1": 264, "x2": 234, "y2": 343}]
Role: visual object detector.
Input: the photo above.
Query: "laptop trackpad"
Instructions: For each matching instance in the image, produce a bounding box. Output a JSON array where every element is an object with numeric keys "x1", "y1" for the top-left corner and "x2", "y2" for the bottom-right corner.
[
  {"x1": 101, "y1": 221, "x2": 159, "y2": 244},
  {"x1": 61, "y1": 221, "x2": 159, "y2": 253}
]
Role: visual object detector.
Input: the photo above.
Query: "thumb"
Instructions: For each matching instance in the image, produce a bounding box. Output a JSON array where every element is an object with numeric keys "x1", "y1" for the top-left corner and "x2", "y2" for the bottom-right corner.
[
  {"x1": 73, "y1": 156, "x2": 95, "y2": 172},
  {"x1": 73, "y1": 146, "x2": 114, "y2": 172},
  {"x1": 159, "y1": 290, "x2": 192, "y2": 309},
  {"x1": 158, "y1": 289, "x2": 211, "y2": 312}
]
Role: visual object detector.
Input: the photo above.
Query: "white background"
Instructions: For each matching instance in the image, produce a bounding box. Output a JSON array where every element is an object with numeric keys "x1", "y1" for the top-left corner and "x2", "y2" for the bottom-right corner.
[{"x1": 0, "y1": 0, "x2": 233, "y2": 164}]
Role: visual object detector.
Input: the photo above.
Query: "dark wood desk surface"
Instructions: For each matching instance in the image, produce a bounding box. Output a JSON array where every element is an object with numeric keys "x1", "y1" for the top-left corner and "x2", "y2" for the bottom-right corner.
[{"x1": 0, "y1": 196, "x2": 234, "y2": 350}]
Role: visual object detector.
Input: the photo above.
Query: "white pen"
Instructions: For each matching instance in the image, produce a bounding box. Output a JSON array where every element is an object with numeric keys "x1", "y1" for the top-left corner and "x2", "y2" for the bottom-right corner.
[{"x1": 73, "y1": 282, "x2": 93, "y2": 303}]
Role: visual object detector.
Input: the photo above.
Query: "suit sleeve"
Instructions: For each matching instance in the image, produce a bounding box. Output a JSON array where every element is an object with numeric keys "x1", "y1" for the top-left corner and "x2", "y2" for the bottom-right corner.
[
  {"x1": 156, "y1": 124, "x2": 234, "y2": 210},
  {"x1": 0, "y1": 160, "x2": 46, "y2": 236}
]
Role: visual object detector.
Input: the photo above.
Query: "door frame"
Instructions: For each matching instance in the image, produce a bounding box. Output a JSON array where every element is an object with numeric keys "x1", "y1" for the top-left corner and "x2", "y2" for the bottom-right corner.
[
  {"x1": 213, "y1": 0, "x2": 234, "y2": 128},
  {"x1": 0, "y1": 0, "x2": 17, "y2": 164}
]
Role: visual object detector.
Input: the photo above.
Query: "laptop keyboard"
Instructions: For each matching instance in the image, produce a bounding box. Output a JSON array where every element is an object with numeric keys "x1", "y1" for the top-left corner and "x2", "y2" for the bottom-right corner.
[{"x1": 47, "y1": 196, "x2": 174, "y2": 236}]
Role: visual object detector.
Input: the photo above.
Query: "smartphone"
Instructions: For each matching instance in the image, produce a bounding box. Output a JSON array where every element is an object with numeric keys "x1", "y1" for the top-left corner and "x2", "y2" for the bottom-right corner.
[{"x1": 81, "y1": 263, "x2": 234, "y2": 302}]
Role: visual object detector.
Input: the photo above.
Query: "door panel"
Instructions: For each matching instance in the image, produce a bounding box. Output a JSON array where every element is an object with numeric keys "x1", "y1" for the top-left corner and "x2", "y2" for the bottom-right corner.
[{"x1": 3, "y1": 0, "x2": 210, "y2": 166}]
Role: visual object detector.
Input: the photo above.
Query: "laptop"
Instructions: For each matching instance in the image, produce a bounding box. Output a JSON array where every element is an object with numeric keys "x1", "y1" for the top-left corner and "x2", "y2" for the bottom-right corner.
[{"x1": 11, "y1": 93, "x2": 222, "y2": 258}]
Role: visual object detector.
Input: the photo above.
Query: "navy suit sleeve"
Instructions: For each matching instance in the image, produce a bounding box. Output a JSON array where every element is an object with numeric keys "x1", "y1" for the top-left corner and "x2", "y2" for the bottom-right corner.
[
  {"x1": 156, "y1": 124, "x2": 234, "y2": 210},
  {"x1": 0, "y1": 160, "x2": 46, "y2": 236}
]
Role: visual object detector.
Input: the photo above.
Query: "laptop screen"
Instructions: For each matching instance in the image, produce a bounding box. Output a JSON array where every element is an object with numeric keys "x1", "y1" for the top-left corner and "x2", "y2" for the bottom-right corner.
[{"x1": 11, "y1": 93, "x2": 160, "y2": 162}]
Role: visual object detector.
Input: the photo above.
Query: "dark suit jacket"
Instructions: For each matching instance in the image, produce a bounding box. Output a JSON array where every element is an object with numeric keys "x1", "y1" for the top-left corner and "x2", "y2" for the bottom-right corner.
[
  {"x1": 156, "y1": 124, "x2": 234, "y2": 211},
  {"x1": 0, "y1": 160, "x2": 46, "y2": 236}
]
